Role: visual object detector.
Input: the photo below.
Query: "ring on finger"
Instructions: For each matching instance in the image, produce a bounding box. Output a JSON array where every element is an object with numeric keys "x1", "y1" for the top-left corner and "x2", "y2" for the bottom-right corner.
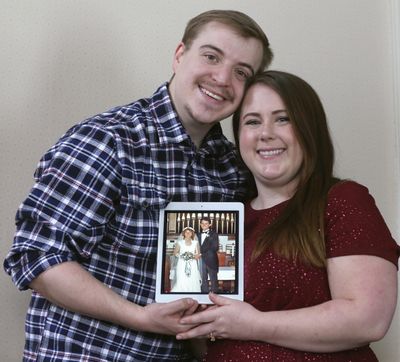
[{"x1": 208, "y1": 331, "x2": 216, "y2": 342}]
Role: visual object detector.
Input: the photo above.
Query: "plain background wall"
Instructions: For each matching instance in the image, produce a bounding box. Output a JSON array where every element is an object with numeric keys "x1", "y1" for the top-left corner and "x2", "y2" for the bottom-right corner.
[{"x1": 1, "y1": 0, "x2": 399, "y2": 360}]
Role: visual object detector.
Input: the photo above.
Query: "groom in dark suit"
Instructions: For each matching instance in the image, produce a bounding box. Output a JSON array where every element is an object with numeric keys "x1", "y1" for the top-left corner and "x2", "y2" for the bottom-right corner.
[{"x1": 198, "y1": 216, "x2": 219, "y2": 293}]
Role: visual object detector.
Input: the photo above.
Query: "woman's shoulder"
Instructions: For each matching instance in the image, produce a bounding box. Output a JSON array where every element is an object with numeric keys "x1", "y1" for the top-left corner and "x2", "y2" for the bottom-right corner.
[
  {"x1": 327, "y1": 180, "x2": 374, "y2": 208},
  {"x1": 325, "y1": 180, "x2": 399, "y2": 265},
  {"x1": 326, "y1": 179, "x2": 383, "y2": 226},
  {"x1": 329, "y1": 179, "x2": 367, "y2": 195}
]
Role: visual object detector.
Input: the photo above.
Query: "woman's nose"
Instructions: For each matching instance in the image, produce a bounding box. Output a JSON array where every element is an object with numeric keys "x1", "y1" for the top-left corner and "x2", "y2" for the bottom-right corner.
[{"x1": 260, "y1": 122, "x2": 275, "y2": 140}]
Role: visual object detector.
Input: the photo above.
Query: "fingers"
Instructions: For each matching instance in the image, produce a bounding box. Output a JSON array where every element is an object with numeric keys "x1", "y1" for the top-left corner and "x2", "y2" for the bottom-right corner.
[
  {"x1": 144, "y1": 299, "x2": 200, "y2": 335},
  {"x1": 208, "y1": 292, "x2": 231, "y2": 306},
  {"x1": 180, "y1": 305, "x2": 217, "y2": 325},
  {"x1": 183, "y1": 299, "x2": 200, "y2": 317},
  {"x1": 176, "y1": 324, "x2": 212, "y2": 340},
  {"x1": 163, "y1": 298, "x2": 197, "y2": 316},
  {"x1": 198, "y1": 303, "x2": 209, "y2": 311}
]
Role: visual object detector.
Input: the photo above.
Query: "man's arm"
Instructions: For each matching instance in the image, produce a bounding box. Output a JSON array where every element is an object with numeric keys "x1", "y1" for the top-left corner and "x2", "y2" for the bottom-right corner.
[
  {"x1": 30, "y1": 261, "x2": 198, "y2": 335},
  {"x1": 211, "y1": 232, "x2": 220, "y2": 252}
]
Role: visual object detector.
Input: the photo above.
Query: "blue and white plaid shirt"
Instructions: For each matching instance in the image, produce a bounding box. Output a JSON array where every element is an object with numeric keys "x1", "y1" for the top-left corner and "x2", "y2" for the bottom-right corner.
[{"x1": 4, "y1": 83, "x2": 249, "y2": 361}]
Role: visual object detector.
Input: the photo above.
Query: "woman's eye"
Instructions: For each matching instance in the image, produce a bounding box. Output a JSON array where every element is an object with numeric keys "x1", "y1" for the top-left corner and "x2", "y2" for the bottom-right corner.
[
  {"x1": 243, "y1": 119, "x2": 260, "y2": 126},
  {"x1": 277, "y1": 116, "x2": 290, "y2": 124}
]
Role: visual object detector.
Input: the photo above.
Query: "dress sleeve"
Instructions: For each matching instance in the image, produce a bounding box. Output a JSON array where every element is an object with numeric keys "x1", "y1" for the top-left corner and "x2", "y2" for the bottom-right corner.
[
  {"x1": 325, "y1": 181, "x2": 400, "y2": 268},
  {"x1": 3, "y1": 123, "x2": 122, "y2": 290}
]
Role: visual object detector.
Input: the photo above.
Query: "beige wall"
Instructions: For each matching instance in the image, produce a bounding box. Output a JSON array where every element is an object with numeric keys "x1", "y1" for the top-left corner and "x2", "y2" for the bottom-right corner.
[{"x1": 1, "y1": 0, "x2": 398, "y2": 360}]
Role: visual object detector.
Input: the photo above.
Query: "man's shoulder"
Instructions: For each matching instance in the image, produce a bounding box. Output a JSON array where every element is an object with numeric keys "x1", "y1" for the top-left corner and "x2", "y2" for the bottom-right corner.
[
  {"x1": 82, "y1": 82, "x2": 170, "y2": 129},
  {"x1": 67, "y1": 85, "x2": 171, "y2": 143},
  {"x1": 209, "y1": 231, "x2": 219, "y2": 239},
  {"x1": 88, "y1": 94, "x2": 156, "y2": 129}
]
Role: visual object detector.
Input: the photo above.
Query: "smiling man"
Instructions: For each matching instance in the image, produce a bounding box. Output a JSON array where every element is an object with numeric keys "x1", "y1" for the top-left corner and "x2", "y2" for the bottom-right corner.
[
  {"x1": 169, "y1": 18, "x2": 267, "y2": 147},
  {"x1": 4, "y1": 10, "x2": 272, "y2": 362}
]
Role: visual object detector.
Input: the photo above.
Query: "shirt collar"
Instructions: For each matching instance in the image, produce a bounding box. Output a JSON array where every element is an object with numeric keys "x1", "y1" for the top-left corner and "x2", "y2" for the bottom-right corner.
[{"x1": 150, "y1": 82, "x2": 233, "y2": 155}]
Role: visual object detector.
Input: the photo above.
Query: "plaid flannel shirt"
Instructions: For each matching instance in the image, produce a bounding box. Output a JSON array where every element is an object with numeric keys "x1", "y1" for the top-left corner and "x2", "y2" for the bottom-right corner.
[{"x1": 4, "y1": 83, "x2": 249, "y2": 361}]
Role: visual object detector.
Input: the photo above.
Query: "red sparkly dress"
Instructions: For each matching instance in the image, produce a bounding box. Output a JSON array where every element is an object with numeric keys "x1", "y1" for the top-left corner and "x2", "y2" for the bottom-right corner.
[{"x1": 204, "y1": 181, "x2": 399, "y2": 361}]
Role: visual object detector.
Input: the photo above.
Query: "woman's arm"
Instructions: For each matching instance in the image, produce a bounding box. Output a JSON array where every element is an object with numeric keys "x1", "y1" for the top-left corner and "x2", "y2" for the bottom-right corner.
[
  {"x1": 177, "y1": 255, "x2": 397, "y2": 352},
  {"x1": 194, "y1": 241, "x2": 201, "y2": 259},
  {"x1": 173, "y1": 242, "x2": 181, "y2": 256}
]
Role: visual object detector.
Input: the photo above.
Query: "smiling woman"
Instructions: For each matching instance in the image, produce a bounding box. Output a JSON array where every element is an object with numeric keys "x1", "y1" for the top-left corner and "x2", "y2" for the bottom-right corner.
[
  {"x1": 238, "y1": 83, "x2": 304, "y2": 202},
  {"x1": 176, "y1": 71, "x2": 399, "y2": 362}
]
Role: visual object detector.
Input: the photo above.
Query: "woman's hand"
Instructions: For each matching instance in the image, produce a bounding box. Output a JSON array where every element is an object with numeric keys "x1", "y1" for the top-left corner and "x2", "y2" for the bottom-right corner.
[
  {"x1": 176, "y1": 293, "x2": 259, "y2": 341},
  {"x1": 178, "y1": 255, "x2": 398, "y2": 353}
]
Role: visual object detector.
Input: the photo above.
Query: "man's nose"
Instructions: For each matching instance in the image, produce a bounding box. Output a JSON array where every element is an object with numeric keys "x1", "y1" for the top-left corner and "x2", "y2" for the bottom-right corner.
[{"x1": 212, "y1": 65, "x2": 231, "y2": 86}]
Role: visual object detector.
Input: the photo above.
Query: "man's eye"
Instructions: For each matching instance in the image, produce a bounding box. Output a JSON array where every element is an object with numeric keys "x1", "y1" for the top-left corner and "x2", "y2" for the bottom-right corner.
[
  {"x1": 235, "y1": 69, "x2": 250, "y2": 80},
  {"x1": 204, "y1": 54, "x2": 218, "y2": 63}
]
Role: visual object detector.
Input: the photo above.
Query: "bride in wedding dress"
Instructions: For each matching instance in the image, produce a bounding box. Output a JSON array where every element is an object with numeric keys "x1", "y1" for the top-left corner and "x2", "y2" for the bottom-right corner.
[{"x1": 171, "y1": 226, "x2": 202, "y2": 292}]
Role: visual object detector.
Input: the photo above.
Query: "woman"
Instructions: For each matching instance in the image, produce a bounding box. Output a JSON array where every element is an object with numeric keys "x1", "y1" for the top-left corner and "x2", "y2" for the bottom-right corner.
[
  {"x1": 171, "y1": 226, "x2": 202, "y2": 293},
  {"x1": 176, "y1": 71, "x2": 399, "y2": 361}
]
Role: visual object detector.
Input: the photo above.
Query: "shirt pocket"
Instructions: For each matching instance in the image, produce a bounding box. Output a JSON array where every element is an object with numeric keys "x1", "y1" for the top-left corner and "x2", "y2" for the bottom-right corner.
[
  {"x1": 123, "y1": 182, "x2": 169, "y2": 210},
  {"x1": 109, "y1": 182, "x2": 168, "y2": 263}
]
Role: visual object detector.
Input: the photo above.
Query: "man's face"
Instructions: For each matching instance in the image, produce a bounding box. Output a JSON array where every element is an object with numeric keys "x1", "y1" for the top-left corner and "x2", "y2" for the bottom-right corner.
[
  {"x1": 200, "y1": 220, "x2": 211, "y2": 231},
  {"x1": 169, "y1": 21, "x2": 263, "y2": 131}
]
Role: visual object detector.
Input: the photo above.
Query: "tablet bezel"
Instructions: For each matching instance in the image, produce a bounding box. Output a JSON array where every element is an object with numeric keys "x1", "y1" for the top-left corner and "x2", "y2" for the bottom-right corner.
[{"x1": 155, "y1": 202, "x2": 244, "y2": 304}]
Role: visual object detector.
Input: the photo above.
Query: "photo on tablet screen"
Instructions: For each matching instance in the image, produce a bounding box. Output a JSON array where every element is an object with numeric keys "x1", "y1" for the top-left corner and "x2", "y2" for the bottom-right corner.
[{"x1": 155, "y1": 202, "x2": 244, "y2": 304}]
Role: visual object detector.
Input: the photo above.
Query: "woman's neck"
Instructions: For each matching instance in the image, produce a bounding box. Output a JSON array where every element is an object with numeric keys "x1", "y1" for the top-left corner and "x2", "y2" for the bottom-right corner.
[{"x1": 252, "y1": 182, "x2": 296, "y2": 210}]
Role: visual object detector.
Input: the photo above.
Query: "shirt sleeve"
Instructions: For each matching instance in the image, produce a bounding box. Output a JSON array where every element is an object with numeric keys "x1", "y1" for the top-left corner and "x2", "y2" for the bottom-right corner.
[
  {"x1": 3, "y1": 122, "x2": 122, "y2": 290},
  {"x1": 325, "y1": 181, "x2": 400, "y2": 268}
]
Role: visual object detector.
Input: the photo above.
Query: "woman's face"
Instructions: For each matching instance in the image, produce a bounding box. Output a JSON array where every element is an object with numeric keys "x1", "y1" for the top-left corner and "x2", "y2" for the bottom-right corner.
[
  {"x1": 238, "y1": 83, "x2": 303, "y2": 193},
  {"x1": 183, "y1": 229, "x2": 193, "y2": 239}
]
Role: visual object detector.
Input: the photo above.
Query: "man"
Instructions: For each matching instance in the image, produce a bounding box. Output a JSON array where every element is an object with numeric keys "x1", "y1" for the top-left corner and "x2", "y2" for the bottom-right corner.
[
  {"x1": 4, "y1": 10, "x2": 273, "y2": 361},
  {"x1": 198, "y1": 217, "x2": 220, "y2": 293}
]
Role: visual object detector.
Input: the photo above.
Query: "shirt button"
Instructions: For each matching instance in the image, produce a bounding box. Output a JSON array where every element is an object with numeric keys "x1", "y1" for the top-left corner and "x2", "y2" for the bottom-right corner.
[{"x1": 141, "y1": 200, "x2": 149, "y2": 208}]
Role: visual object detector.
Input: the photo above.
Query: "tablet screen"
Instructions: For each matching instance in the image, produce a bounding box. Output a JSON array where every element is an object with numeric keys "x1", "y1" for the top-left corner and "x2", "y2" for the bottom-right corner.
[{"x1": 155, "y1": 202, "x2": 244, "y2": 304}]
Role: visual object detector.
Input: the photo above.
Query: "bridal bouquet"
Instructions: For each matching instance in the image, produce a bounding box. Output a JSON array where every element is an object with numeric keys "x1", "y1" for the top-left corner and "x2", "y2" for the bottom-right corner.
[
  {"x1": 180, "y1": 252, "x2": 195, "y2": 261},
  {"x1": 180, "y1": 252, "x2": 195, "y2": 277}
]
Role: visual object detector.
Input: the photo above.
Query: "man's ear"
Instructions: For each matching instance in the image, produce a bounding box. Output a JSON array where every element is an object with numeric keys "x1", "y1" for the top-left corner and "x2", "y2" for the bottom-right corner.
[{"x1": 172, "y1": 42, "x2": 185, "y2": 72}]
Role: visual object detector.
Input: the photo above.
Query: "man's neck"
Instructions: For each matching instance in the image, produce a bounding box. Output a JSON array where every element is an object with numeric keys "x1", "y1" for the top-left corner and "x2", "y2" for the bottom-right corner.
[
  {"x1": 184, "y1": 123, "x2": 211, "y2": 149},
  {"x1": 167, "y1": 79, "x2": 215, "y2": 149}
]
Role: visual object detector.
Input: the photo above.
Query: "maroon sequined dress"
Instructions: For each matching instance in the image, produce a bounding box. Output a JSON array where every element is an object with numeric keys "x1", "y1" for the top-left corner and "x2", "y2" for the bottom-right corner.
[{"x1": 204, "y1": 181, "x2": 399, "y2": 361}]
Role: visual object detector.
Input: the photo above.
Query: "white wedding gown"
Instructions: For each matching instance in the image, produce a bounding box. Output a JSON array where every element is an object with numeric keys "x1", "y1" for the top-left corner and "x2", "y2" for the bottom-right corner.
[{"x1": 171, "y1": 239, "x2": 201, "y2": 292}]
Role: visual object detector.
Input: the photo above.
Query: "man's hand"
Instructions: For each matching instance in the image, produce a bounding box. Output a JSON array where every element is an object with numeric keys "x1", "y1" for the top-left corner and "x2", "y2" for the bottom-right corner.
[
  {"x1": 30, "y1": 261, "x2": 201, "y2": 335},
  {"x1": 141, "y1": 298, "x2": 200, "y2": 335}
]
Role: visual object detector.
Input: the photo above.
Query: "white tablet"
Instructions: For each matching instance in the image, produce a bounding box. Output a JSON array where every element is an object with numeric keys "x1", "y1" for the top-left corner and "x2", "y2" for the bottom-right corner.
[{"x1": 155, "y1": 202, "x2": 244, "y2": 304}]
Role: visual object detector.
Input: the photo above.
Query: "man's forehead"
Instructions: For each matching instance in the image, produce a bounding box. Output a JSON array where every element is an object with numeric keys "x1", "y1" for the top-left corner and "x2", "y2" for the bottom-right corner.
[{"x1": 190, "y1": 22, "x2": 263, "y2": 72}]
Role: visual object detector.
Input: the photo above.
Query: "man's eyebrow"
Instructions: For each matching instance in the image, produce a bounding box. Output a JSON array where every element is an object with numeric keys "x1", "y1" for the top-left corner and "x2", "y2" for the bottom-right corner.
[{"x1": 199, "y1": 44, "x2": 255, "y2": 76}]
